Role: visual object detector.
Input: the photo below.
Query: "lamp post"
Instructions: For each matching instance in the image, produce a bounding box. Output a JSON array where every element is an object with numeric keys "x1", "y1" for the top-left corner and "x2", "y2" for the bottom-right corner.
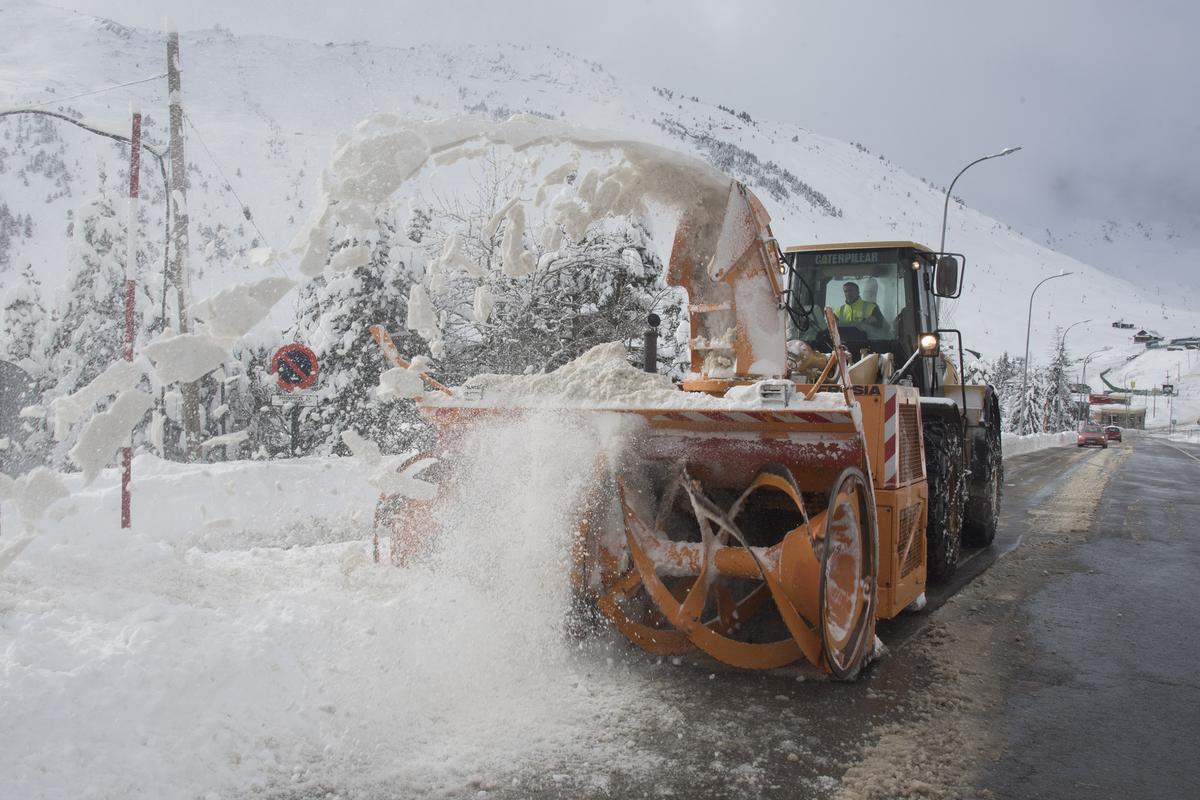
[
  {"x1": 1080, "y1": 346, "x2": 1110, "y2": 423},
  {"x1": 1060, "y1": 319, "x2": 1091, "y2": 351},
  {"x1": 939, "y1": 146, "x2": 1023, "y2": 254},
  {"x1": 1020, "y1": 272, "x2": 1073, "y2": 433}
]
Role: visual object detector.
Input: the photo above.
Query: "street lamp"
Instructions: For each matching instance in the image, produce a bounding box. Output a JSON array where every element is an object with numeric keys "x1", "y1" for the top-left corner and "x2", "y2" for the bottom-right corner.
[
  {"x1": 1020, "y1": 271, "x2": 1073, "y2": 433},
  {"x1": 1060, "y1": 319, "x2": 1091, "y2": 351},
  {"x1": 939, "y1": 146, "x2": 1023, "y2": 254},
  {"x1": 1080, "y1": 346, "x2": 1110, "y2": 423}
]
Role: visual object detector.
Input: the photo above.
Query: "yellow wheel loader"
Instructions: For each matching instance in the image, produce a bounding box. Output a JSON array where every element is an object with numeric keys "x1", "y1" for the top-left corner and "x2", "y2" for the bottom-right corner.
[{"x1": 373, "y1": 180, "x2": 1001, "y2": 679}]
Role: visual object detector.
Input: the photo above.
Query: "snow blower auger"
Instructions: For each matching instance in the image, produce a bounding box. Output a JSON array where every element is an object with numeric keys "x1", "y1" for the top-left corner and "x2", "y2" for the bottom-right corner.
[
  {"x1": 372, "y1": 180, "x2": 961, "y2": 679},
  {"x1": 584, "y1": 315, "x2": 884, "y2": 678}
]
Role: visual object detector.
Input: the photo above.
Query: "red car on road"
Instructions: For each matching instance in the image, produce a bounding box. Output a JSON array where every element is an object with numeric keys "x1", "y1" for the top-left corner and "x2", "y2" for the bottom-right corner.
[
  {"x1": 1105, "y1": 426, "x2": 1122, "y2": 442},
  {"x1": 1077, "y1": 424, "x2": 1108, "y2": 449}
]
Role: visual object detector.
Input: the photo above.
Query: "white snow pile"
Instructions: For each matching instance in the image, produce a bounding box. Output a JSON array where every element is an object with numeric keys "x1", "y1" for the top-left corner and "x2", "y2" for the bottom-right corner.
[
  {"x1": 191, "y1": 274, "x2": 294, "y2": 341},
  {"x1": 1001, "y1": 430, "x2": 1078, "y2": 458},
  {"x1": 437, "y1": 341, "x2": 849, "y2": 411},
  {"x1": 0, "y1": 432, "x2": 677, "y2": 799},
  {"x1": 375, "y1": 354, "x2": 434, "y2": 403},
  {"x1": 48, "y1": 358, "x2": 145, "y2": 439}
]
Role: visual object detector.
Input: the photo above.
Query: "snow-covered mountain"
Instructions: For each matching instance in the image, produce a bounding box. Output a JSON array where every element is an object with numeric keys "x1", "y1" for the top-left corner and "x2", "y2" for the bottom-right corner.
[
  {"x1": 2, "y1": 0, "x2": 1198, "y2": 366},
  {"x1": 1040, "y1": 217, "x2": 1199, "y2": 301}
]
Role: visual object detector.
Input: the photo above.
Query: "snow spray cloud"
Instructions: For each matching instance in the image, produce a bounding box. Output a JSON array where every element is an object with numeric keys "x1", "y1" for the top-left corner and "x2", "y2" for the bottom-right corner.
[
  {"x1": 422, "y1": 409, "x2": 632, "y2": 663},
  {"x1": 320, "y1": 409, "x2": 678, "y2": 794}
]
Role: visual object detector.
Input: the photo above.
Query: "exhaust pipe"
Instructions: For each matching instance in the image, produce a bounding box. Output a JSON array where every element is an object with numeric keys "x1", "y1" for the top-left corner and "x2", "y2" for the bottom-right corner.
[{"x1": 643, "y1": 313, "x2": 661, "y2": 373}]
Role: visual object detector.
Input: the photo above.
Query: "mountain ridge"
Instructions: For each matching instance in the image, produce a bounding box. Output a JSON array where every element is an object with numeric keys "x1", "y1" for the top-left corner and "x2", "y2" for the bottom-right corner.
[{"x1": 2, "y1": 0, "x2": 1197, "y2": 364}]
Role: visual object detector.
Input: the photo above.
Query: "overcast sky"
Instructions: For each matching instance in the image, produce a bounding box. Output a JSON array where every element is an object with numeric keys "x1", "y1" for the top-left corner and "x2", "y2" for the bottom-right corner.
[{"x1": 58, "y1": 0, "x2": 1199, "y2": 280}]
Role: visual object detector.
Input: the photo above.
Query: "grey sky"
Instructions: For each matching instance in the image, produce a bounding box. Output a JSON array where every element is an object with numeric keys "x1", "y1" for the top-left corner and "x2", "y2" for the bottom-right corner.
[{"x1": 57, "y1": 0, "x2": 1200, "y2": 281}]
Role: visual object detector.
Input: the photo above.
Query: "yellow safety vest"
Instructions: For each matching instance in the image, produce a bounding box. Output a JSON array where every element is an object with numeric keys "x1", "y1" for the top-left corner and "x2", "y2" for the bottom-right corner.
[{"x1": 836, "y1": 299, "x2": 879, "y2": 324}]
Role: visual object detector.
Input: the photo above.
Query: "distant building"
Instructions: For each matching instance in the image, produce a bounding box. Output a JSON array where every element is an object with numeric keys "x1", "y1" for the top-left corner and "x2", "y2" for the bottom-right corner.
[
  {"x1": 1093, "y1": 406, "x2": 1146, "y2": 429},
  {"x1": 1133, "y1": 329, "x2": 1164, "y2": 344}
]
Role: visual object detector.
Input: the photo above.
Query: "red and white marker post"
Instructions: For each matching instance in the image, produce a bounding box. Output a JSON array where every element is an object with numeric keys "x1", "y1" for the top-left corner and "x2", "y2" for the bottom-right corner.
[{"x1": 122, "y1": 109, "x2": 142, "y2": 529}]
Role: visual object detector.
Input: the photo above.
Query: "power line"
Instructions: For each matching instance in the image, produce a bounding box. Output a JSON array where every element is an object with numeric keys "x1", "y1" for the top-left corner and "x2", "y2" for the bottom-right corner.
[
  {"x1": 15, "y1": 73, "x2": 167, "y2": 110},
  {"x1": 0, "y1": 108, "x2": 173, "y2": 324},
  {"x1": 182, "y1": 110, "x2": 281, "y2": 270}
]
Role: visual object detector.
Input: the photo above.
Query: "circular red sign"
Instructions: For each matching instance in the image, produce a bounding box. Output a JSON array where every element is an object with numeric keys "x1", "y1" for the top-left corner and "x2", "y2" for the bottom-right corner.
[{"x1": 271, "y1": 343, "x2": 319, "y2": 390}]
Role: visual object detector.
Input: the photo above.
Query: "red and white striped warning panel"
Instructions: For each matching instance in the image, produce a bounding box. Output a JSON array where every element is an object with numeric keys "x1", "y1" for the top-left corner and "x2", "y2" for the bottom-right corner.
[
  {"x1": 644, "y1": 408, "x2": 854, "y2": 426},
  {"x1": 882, "y1": 387, "x2": 899, "y2": 488}
]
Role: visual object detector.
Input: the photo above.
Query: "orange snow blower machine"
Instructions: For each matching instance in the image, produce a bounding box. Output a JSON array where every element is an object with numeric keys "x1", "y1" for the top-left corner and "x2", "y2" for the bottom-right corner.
[{"x1": 373, "y1": 180, "x2": 1001, "y2": 680}]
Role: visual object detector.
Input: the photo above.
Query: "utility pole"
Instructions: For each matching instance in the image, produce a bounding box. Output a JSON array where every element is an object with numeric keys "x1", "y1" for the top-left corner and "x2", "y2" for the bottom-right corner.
[
  {"x1": 122, "y1": 108, "x2": 141, "y2": 529},
  {"x1": 168, "y1": 27, "x2": 202, "y2": 459}
]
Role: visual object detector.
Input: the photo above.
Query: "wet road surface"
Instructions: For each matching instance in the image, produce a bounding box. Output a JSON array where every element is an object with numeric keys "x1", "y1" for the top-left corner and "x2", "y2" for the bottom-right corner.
[
  {"x1": 976, "y1": 435, "x2": 1200, "y2": 799},
  {"x1": 498, "y1": 440, "x2": 1139, "y2": 799}
]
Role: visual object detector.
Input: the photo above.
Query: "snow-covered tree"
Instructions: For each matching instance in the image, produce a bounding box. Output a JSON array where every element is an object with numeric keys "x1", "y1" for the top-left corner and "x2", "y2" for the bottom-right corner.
[
  {"x1": 0, "y1": 263, "x2": 48, "y2": 368},
  {"x1": 416, "y1": 150, "x2": 681, "y2": 383},
  {"x1": 37, "y1": 183, "x2": 163, "y2": 465},
  {"x1": 289, "y1": 208, "x2": 431, "y2": 455},
  {"x1": 1040, "y1": 330, "x2": 1076, "y2": 432},
  {"x1": 1006, "y1": 356, "x2": 1044, "y2": 435}
]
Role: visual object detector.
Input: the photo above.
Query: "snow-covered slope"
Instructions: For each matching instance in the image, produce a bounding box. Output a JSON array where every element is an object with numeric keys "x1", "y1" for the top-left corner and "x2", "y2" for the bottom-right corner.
[
  {"x1": 1042, "y1": 217, "x2": 1200, "y2": 302},
  {"x1": 1086, "y1": 345, "x2": 1200, "y2": 430},
  {"x1": 1, "y1": 0, "x2": 1198, "y2": 364}
]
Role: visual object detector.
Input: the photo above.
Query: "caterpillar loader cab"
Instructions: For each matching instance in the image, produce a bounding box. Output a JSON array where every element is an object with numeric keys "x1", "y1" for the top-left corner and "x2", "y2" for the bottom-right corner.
[{"x1": 783, "y1": 242, "x2": 1004, "y2": 581}]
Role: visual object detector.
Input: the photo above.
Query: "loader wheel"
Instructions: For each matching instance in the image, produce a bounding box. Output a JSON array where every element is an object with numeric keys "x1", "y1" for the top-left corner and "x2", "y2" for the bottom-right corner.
[
  {"x1": 820, "y1": 468, "x2": 878, "y2": 681},
  {"x1": 963, "y1": 394, "x2": 1003, "y2": 547},
  {"x1": 922, "y1": 415, "x2": 966, "y2": 584}
]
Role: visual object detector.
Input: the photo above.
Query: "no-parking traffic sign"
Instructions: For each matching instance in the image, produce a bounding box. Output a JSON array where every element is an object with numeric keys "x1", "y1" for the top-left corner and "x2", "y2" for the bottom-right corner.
[{"x1": 271, "y1": 343, "x2": 319, "y2": 391}]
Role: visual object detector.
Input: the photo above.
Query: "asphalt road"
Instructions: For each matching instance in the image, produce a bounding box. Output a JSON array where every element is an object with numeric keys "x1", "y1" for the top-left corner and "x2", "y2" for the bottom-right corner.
[
  {"x1": 494, "y1": 437, "x2": 1191, "y2": 799},
  {"x1": 976, "y1": 435, "x2": 1200, "y2": 800}
]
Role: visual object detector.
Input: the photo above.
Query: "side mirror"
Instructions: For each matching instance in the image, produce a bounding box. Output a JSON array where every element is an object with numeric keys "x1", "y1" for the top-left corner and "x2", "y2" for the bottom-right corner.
[{"x1": 934, "y1": 254, "x2": 964, "y2": 298}]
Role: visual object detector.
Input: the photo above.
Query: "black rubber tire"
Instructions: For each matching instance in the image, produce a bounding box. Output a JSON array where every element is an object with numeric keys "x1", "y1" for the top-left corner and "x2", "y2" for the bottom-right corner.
[
  {"x1": 922, "y1": 414, "x2": 966, "y2": 585},
  {"x1": 964, "y1": 393, "x2": 1003, "y2": 548}
]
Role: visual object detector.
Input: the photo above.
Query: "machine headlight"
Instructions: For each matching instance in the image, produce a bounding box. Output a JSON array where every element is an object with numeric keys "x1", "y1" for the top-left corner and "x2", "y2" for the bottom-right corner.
[{"x1": 918, "y1": 333, "x2": 940, "y2": 357}]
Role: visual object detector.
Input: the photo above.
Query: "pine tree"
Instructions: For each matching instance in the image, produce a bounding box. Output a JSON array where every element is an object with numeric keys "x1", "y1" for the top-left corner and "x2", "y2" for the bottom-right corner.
[
  {"x1": 1005, "y1": 354, "x2": 1044, "y2": 435},
  {"x1": 418, "y1": 152, "x2": 682, "y2": 382},
  {"x1": 1040, "y1": 331, "x2": 1076, "y2": 432},
  {"x1": 290, "y1": 209, "x2": 430, "y2": 455},
  {"x1": 0, "y1": 263, "x2": 48, "y2": 368},
  {"x1": 38, "y1": 183, "x2": 161, "y2": 465}
]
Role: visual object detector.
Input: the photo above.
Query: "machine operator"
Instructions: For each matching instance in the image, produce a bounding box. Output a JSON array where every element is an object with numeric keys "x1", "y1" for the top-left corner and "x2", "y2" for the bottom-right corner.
[{"x1": 835, "y1": 281, "x2": 886, "y2": 333}]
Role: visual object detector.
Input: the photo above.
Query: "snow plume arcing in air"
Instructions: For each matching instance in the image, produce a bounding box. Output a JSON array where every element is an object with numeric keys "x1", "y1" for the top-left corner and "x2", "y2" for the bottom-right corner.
[{"x1": 295, "y1": 112, "x2": 729, "y2": 354}]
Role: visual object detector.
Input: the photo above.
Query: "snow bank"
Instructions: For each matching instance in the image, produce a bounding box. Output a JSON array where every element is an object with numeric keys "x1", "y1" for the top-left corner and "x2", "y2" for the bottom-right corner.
[
  {"x1": 0, "y1": 445, "x2": 675, "y2": 798},
  {"x1": 1002, "y1": 430, "x2": 1077, "y2": 458}
]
